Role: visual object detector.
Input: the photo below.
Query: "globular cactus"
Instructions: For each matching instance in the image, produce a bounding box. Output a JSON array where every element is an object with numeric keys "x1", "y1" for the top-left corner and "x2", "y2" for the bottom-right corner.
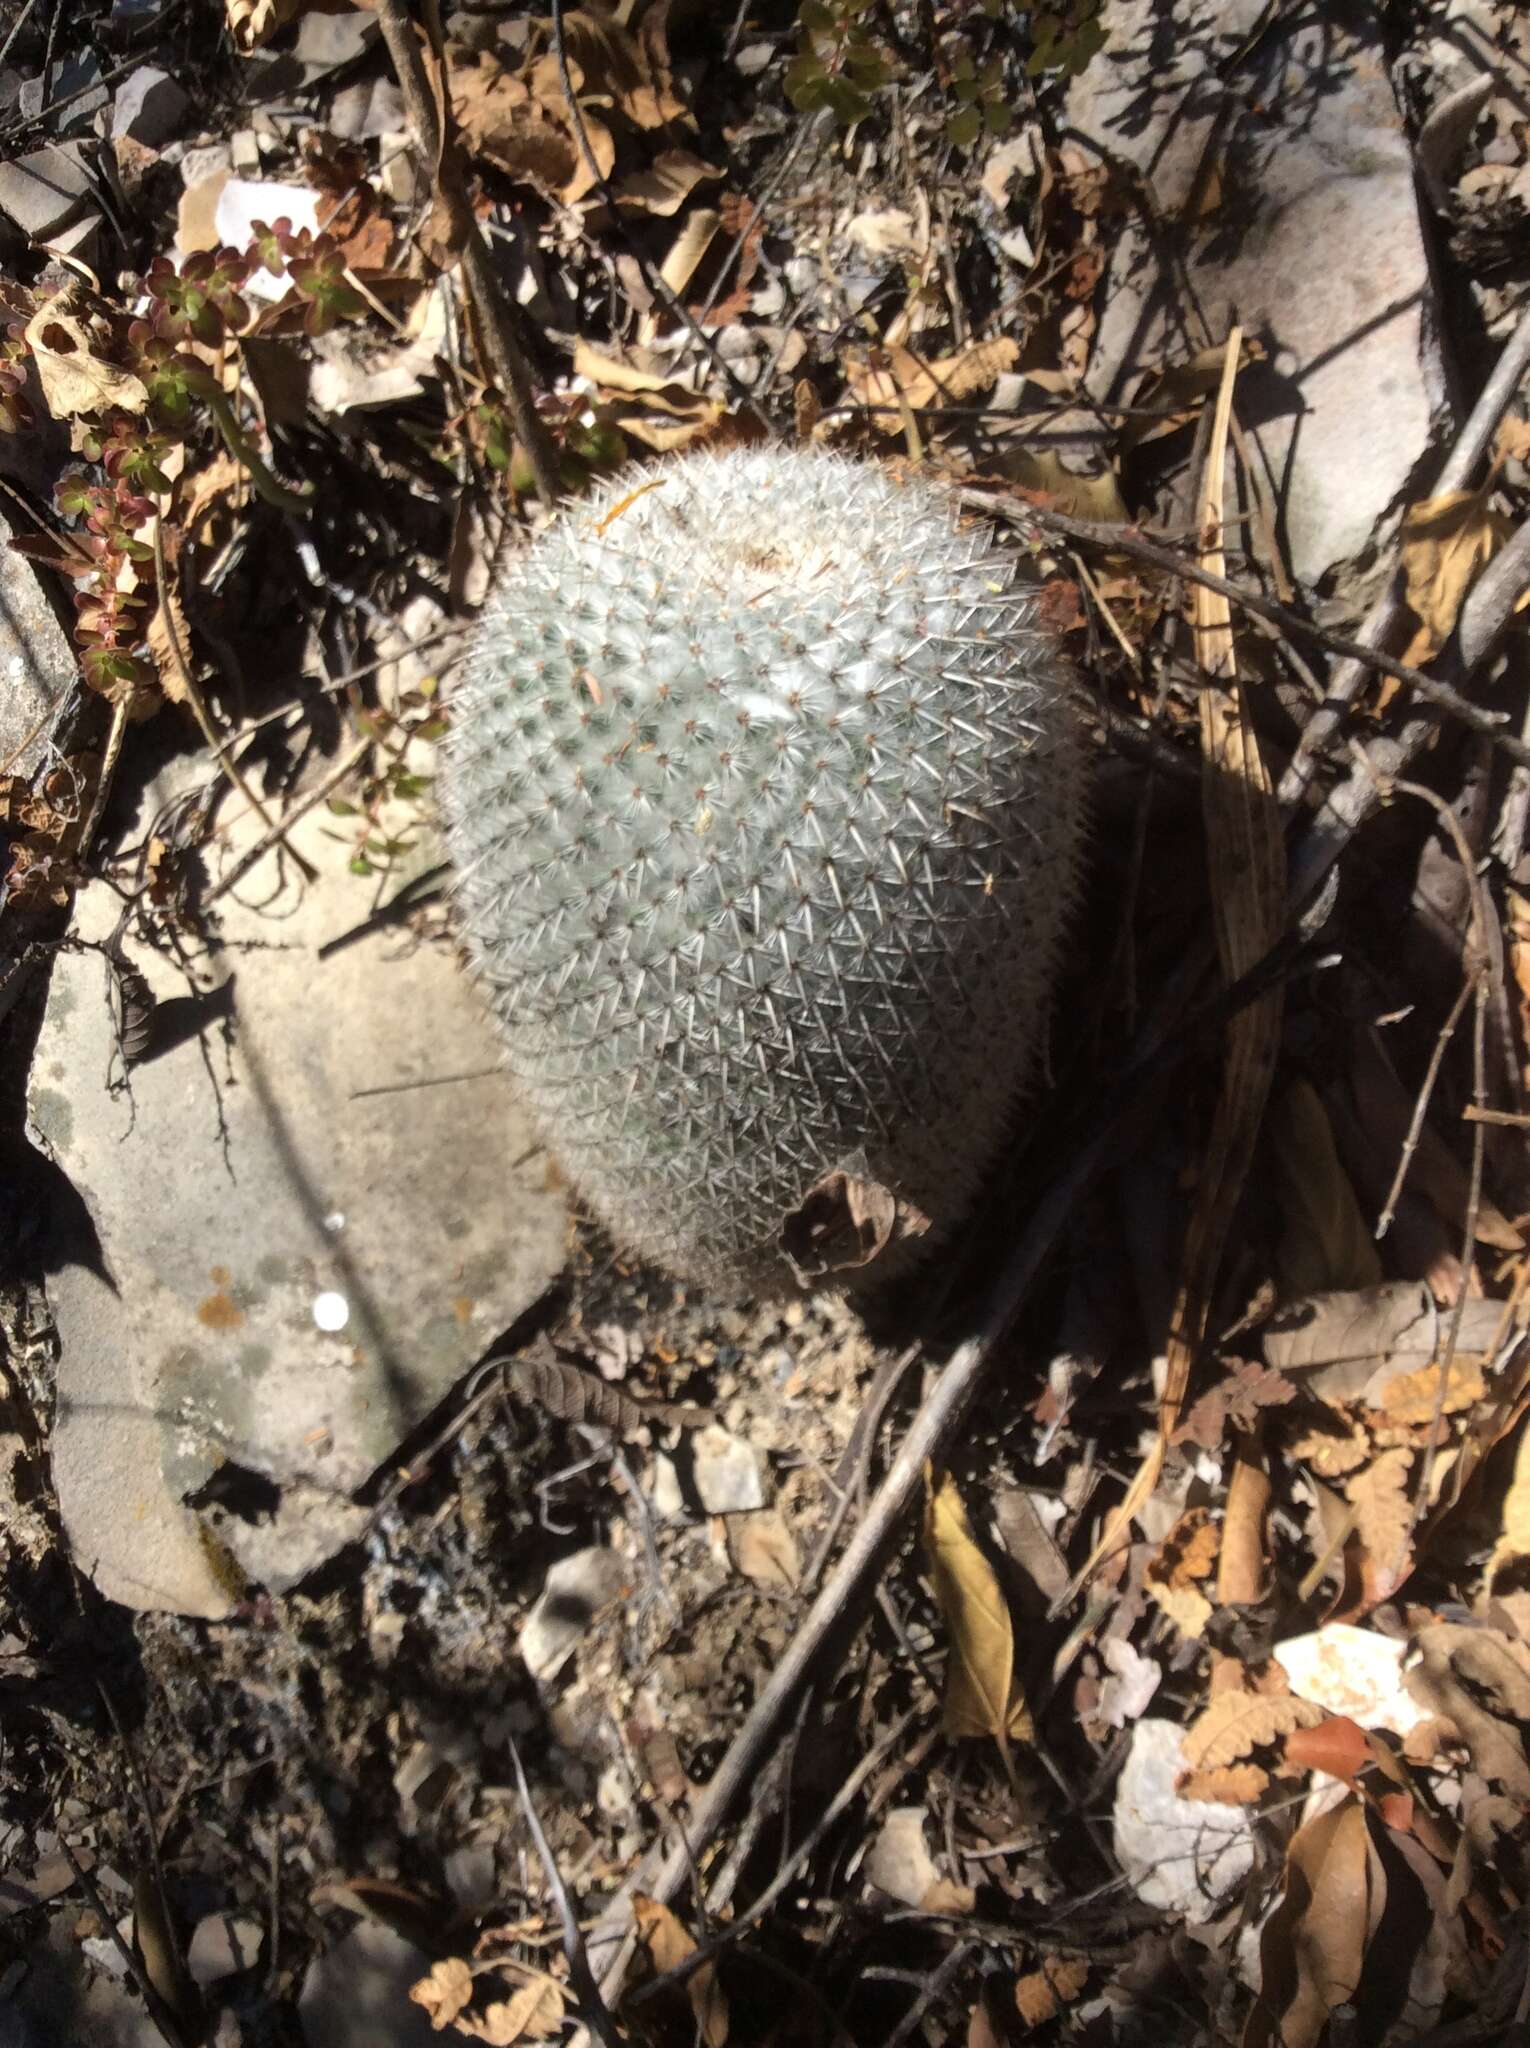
[{"x1": 442, "y1": 445, "x2": 1086, "y2": 1293}]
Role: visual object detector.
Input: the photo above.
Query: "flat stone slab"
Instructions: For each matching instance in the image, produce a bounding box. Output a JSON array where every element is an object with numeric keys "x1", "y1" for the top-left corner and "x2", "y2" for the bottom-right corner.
[
  {"x1": 34, "y1": 795, "x2": 567, "y2": 1617},
  {"x1": 0, "y1": 516, "x2": 75, "y2": 780},
  {"x1": 1067, "y1": 0, "x2": 1442, "y2": 592}
]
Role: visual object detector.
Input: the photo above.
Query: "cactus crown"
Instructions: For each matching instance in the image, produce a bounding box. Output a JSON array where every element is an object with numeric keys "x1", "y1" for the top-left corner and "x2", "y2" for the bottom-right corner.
[{"x1": 442, "y1": 445, "x2": 1086, "y2": 1291}]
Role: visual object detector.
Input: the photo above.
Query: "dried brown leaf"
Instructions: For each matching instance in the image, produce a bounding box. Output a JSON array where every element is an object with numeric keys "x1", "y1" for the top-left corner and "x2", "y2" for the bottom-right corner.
[
  {"x1": 506, "y1": 1343, "x2": 711, "y2": 1434},
  {"x1": 614, "y1": 149, "x2": 722, "y2": 215},
  {"x1": 1405, "y1": 1624, "x2": 1530, "y2": 1797},
  {"x1": 924, "y1": 1468, "x2": 1033, "y2": 1743},
  {"x1": 25, "y1": 303, "x2": 148, "y2": 422},
  {"x1": 1344, "y1": 1448, "x2": 1414, "y2": 1604},
  {"x1": 410, "y1": 1957, "x2": 474, "y2": 2030},
  {"x1": 1285, "y1": 1416, "x2": 1372, "y2": 1479},
  {"x1": 1242, "y1": 1799, "x2": 1385, "y2": 2048},
  {"x1": 462, "y1": 1976, "x2": 565, "y2": 2044},
  {"x1": 1014, "y1": 1956, "x2": 1089, "y2": 2028},
  {"x1": 1177, "y1": 1761, "x2": 1270, "y2": 1804},
  {"x1": 1145, "y1": 1506, "x2": 1219, "y2": 1638},
  {"x1": 1489, "y1": 1413, "x2": 1530, "y2": 1590},
  {"x1": 844, "y1": 336, "x2": 1019, "y2": 422},
  {"x1": 1180, "y1": 1689, "x2": 1325, "y2": 1775},
  {"x1": 1178, "y1": 1362, "x2": 1297, "y2": 1451},
  {"x1": 780, "y1": 1169, "x2": 929, "y2": 1283},
  {"x1": 1377, "y1": 1354, "x2": 1486, "y2": 1428},
  {"x1": 726, "y1": 1508, "x2": 800, "y2": 1591},
  {"x1": 1001, "y1": 444, "x2": 1128, "y2": 523},
  {"x1": 632, "y1": 1895, "x2": 728, "y2": 2048}
]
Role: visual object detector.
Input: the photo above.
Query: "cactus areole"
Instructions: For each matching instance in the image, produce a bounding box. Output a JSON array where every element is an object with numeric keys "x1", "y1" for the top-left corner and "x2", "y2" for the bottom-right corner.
[{"x1": 442, "y1": 447, "x2": 1086, "y2": 1293}]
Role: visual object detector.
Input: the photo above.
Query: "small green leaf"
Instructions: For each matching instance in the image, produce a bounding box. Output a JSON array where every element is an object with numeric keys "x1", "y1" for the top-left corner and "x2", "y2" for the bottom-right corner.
[{"x1": 946, "y1": 103, "x2": 982, "y2": 147}]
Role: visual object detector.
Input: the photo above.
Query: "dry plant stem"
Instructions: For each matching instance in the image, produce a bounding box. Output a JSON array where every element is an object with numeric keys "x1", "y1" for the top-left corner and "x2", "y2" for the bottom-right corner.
[
  {"x1": 150, "y1": 519, "x2": 318, "y2": 881},
  {"x1": 505, "y1": 1733, "x2": 626, "y2": 2048},
  {"x1": 1458, "y1": 514, "x2": 1530, "y2": 672},
  {"x1": 1282, "y1": 297, "x2": 1530, "y2": 796},
  {"x1": 968, "y1": 493, "x2": 1530, "y2": 770},
  {"x1": 373, "y1": 0, "x2": 560, "y2": 506},
  {"x1": 203, "y1": 735, "x2": 372, "y2": 906},
  {"x1": 53, "y1": 1829, "x2": 192, "y2": 2048}
]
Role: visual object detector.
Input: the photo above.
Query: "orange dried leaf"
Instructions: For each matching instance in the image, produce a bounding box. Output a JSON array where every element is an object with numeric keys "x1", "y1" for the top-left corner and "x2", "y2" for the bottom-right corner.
[
  {"x1": 632, "y1": 1895, "x2": 728, "y2": 2048},
  {"x1": 1014, "y1": 1956, "x2": 1089, "y2": 2028},
  {"x1": 1145, "y1": 1505, "x2": 1220, "y2": 1638},
  {"x1": 1180, "y1": 1689, "x2": 1325, "y2": 1774},
  {"x1": 1175, "y1": 1761, "x2": 1269, "y2": 1805}
]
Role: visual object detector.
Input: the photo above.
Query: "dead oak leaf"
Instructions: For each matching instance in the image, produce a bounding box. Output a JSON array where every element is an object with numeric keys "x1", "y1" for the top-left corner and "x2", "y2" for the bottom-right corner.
[{"x1": 1375, "y1": 1354, "x2": 1486, "y2": 1429}]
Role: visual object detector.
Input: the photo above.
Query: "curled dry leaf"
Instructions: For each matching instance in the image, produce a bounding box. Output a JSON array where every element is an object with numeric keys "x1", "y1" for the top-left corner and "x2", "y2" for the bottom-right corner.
[
  {"x1": 632, "y1": 1894, "x2": 728, "y2": 2048},
  {"x1": 924, "y1": 1467, "x2": 1034, "y2": 1744},
  {"x1": 614, "y1": 150, "x2": 723, "y2": 216},
  {"x1": 1405, "y1": 1624, "x2": 1530, "y2": 1797},
  {"x1": 1014, "y1": 1956, "x2": 1089, "y2": 2029},
  {"x1": 1145, "y1": 1505, "x2": 1219, "y2": 1639},
  {"x1": 506, "y1": 1342, "x2": 712, "y2": 1434},
  {"x1": 1177, "y1": 1361, "x2": 1296, "y2": 1452},
  {"x1": 25, "y1": 302, "x2": 148, "y2": 422},
  {"x1": 780, "y1": 1169, "x2": 929, "y2": 1284},
  {"x1": 572, "y1": 339, "x2": 725, "y2": 453},
  {"x1": 410, "y1": 1957, "x2": 474, "y2": 2030},
  {"x1": 1242, "y1": 1798, "x2": 1386, "y2": 2048},
  {"x1": 462, "y1": 1975, "x2": 565, "y2": 2044},
  {"x1": 227, "y1": 0, "x2": 302, "y2": 55},
  {"x1": 1398, "y1": 486, "x2": 1512, "y2": 668},
  {"x1": 844, "y1": 336, "x2": 1019, "y2": 422}
]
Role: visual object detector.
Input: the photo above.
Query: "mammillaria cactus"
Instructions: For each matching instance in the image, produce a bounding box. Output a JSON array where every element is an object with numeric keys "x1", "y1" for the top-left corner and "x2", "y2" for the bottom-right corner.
[{"x1": 441, "y1": 445, "x2": 1087, "y2": 1293}]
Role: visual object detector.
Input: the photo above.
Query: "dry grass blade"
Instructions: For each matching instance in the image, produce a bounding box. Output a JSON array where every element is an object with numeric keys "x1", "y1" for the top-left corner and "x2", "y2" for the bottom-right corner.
[{"x1": 1075, "y1": 327, "x2": 1286, "y2": 1592}]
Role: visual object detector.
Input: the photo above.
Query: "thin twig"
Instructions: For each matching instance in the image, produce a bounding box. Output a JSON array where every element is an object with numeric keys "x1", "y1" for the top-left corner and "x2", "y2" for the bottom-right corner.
[
  {"x1": 966, "y1": 491, "x2": 1530, "y2": 769},
  {"x1": 374, "y1": 0, "x2": 560, "y2": 505},
  {"x1": 1458, "y1": 514, "x2": 1530, "y2": 672},
  {"x1": 203, "y1": 735, "x2": 372, "y2": 905},
  {"x1": 505, "y1": 1734, "x2": 626, "y2": 2048},
  {"x1": 151, "y1": 517, "x2": 319, "y2": 880},
  {"x1": 1281, "y1": 296, "x2": 1530, "y2": 795}
]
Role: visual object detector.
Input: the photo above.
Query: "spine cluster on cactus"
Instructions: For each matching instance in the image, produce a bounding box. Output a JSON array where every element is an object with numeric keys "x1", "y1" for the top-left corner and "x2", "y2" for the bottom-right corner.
[{"x1": 442, "y1": 445, "x2": 1087, "y2": 1292}]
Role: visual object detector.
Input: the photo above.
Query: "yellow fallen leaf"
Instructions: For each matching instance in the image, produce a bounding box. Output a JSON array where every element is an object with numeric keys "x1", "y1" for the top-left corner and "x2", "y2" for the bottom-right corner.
[
  {"x1": 924, "y1": 1467, "x2": 1033, "y2": 1744},
  {"x1": 1399, "y1": 486, "x2": 1511, "y2": 668},
  {"x1": 632, "y1": 1895, "x2": 728, "y2": 2048}
]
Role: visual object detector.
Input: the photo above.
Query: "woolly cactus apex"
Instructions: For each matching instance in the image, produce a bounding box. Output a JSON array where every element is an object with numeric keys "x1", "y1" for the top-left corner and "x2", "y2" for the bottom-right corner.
[{"x1": 442, "y1": 445, "x2": 1086, "y2": 1293}]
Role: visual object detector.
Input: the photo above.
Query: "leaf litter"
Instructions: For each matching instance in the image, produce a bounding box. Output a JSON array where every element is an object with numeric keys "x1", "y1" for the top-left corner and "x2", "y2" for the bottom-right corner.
[{"x1": 3, "y1": 1, "x2": 1530, "y2": 2045}]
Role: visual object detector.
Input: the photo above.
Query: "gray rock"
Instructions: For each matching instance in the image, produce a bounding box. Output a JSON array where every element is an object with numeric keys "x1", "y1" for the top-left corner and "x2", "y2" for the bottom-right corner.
[
  {"x1": 1111, "y1": 1717, "x2": 1255, "y2": 1921},
  {"x1": 0, "y1": 143, "x2": 95, "y2": 239},
  {"x1": 36, "y1": 798, "x2": 568, "y2": 1618},
  {"x1": 293, "y1": 9, "x2": 378, "y2": 72},
  {"x1": 691, "y1": 1424, "x2": 765, "y2": 1514},
  {"x1": 1067, "y1": 0, "x2": 1442, "y2": 592},
  {"x1": 328, "y1": 76, "x2": 407, "y2": 142},
  {"x1": 519, "y1": 1547, "x2": 628, "y2": 1682},
  {"x1": 111, "y1": 67, "x2": 190, "y2": 150},
  {"x1": 20, "y1": 53, "x2": 107, "y2": 137},
  {"x1": 299, "y1": 1923, "x2": 439, "y2": 2048},
  {"x1": 187, "y1": 1913, "x2": 263, "y2": 1987},
  {"x1": 0, "y1": 516, "x2": 75, "y2": 781}
]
